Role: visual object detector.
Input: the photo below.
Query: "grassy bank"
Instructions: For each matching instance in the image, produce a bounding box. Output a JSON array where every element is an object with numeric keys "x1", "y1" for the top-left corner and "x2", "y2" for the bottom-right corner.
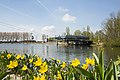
[{"x1": 0, "y1": 50, "x2": 120, "y2": 80}]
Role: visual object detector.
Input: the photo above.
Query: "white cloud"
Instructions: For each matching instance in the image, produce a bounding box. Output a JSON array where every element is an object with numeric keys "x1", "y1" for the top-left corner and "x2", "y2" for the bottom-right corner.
[
  {"x1": 62, "y1": 13, "x2": 77, "y2": 22},
  {"x1": 42, "y1": 25, "x2": 54, "y2": 31},
  {"x1": 41, "y1": 25, "x2": 55, "y2": 35},
  {"x1": 30, "y1": 28, "x2": 34, "y2": 32},
  {"x1": 57, "y1": 7, "x2": 69, "y2": 13}
]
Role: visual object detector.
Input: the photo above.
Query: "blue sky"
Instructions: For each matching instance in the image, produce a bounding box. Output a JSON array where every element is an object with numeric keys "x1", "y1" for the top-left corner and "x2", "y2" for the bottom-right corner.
[{"x1": 0, "y1": 0, "x2": 120, "y2": 40}]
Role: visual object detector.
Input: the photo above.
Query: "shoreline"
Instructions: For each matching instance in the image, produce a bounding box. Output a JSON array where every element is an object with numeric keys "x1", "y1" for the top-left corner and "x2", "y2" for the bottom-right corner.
[
  {"x1": 0, "y1": 41, "x2": 57, "y2": 44},
  {"x1": 0, "y1": 41, "x2": 108, "y2": 46}
]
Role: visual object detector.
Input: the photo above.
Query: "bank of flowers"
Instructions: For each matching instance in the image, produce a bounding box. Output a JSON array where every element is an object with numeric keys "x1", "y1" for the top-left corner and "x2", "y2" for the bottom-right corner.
[{"x1": 0, "y1": 50, "x2": 120, "y2": 80}]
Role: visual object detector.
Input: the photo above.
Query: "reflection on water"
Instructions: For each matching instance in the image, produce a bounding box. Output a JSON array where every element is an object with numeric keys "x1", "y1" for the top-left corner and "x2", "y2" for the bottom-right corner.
[
  {"x1": 56, "y1": 45, "x2": 93, "y2": 63},
  {"x1": 0, "y1": 43, "x2": 120, "y2": 63}
]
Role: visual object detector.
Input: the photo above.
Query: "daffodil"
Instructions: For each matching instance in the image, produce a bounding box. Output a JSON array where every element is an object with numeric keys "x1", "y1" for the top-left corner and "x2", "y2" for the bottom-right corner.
[
  {"x1": 34, "y1": 57, "x2": 42, "y2": 66},
  {"x1": 21, "y1": 55, "x2": 25, "y2": 59},
  {"x1": 22, "y1": 65, "x2": 27, "y2": 70},
  {"x1": 57, "y1": 59, "x2": 60, "y2": 63},
  {"x1": 29, "y1": 58, "x2": 33, "y2": 63},
  {"x1": 90, "y1": 58, "x2": 95, "y2": 65},
  {"x1": 12, "y1": 60, "x2": 18, "y2": 67},
  {"x1": 51, "y1": 58, "x2": 55, "y2": 60},
  {"x1": 1, "y1": 55, "x2": 4, "y2": 58},
  {"x1": 33, "y1": 75, "x2": 46, "y2": 80},
  {"x1": 7, "y1": 61, "x2": 14, "y2": 69},
  {"x1": 82, "y1": 64, "x2": 89, "y2": 70},
  {"x1": 39, "y1": 61, "x2": 48, "y2": 73},
  {"x1": 39, "y1": 65, "x2": 48, "y2": 74},
  {"x1": 33, "y1": 76, "x2": 41, "y2": 80},
  {"x1": 7, "y1": 60, "x2": 18, "y2": 69},
  {"x1": 42, "y1": 61, "x2": 47, "y2": 66},
  {"x1": 61, "y1": 62, "x2": 66, "y2": 68},
  {"x1": 85, "y1": 58, "x2": 95, "y2": 65},
  {"x1": 85, "y1": 58, "x2": 91, "y2": 64},
  {"x1": 56, "y1": 71, "x2": 62, "y2": 80},
  {"x1": 7, "y1": 53, "x2": 11, "y2": 59},
  {"x1": 40, "y1": 74, "x2": 46, "y2": 80},
  {"x1": 71, "y1": 58, "x2": 80, "y2": 67},
  {"x1": 16, "y1": 54, "x2": 21, "y2": 59}
]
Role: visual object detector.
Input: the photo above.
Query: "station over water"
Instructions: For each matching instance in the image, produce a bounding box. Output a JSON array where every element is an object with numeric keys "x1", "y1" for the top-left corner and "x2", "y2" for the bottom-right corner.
[{"x1": 55, "y1": 35, "x2": 93, "y2": 45}]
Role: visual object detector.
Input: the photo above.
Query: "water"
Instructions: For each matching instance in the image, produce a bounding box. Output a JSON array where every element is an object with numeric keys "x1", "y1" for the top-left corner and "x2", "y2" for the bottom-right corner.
[{"x1": 0, "y1": 43, "x2": 120, "y2": 64}]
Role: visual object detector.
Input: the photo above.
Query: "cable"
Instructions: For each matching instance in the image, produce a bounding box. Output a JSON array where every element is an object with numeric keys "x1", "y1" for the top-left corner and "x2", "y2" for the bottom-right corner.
[
  {"x1": 0, "y1": 3, "x2": 35, "y2": 19},
  {"x1": 36, "y1": 0, "x2": 56, "y2": 18},
  {"x1": 0, "y1": 21, "x2": 42, "y2": 34},
  {"x1": 0, "y1": 21, "x2": 26, "y2": 31}
]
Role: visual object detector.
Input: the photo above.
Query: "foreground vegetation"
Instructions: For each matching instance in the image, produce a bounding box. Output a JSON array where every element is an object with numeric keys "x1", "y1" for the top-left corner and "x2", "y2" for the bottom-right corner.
[{"x1": 0, "y1": 50, "x2": 120, "y2": 80}]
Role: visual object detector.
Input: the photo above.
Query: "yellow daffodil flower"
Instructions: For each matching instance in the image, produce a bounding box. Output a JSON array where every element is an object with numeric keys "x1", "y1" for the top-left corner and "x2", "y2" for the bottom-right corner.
[
  {"x1": 71, "y1": 58, "x2": 80, "y2": 67},
  {"x1": 56, "y1": 71, "x2": 62, "y2": 80},
  {"x1": 39, "y1": 65, "x2": 48, "y2": 74},
  {"x1": 90, "y1": 58, "x2": 95, "y2": 65},
  {"x1": 33, "y1": 76, "x2": 41, "y2": 80},
  {"x1": 40, "y1": 74, "x2": 46, "y2": 80},
  {"x1": 42, "y1": 61, "x2": 47, "y2": 66},
  {"x1": 21, "y1": 55, "x2": 25, "y2": 59},
  {"x1": 29, "y1": 58, "x2": 33, "y2": 63},
  {"x1": 85, "y1": 58, "x2": 95, "y2": 66},
  {"x1": 33, "y1": 75, "x2": 46, "y2": 80},
  {"x1": 82, "y1": 64, "x2": 89, "y2": 70},
  {"x1": 57, "y1": 59, "x2": 60, "y2": 63},
  {"x1": 61, "y1": 62, "x2": 66, "y2": 68},
  {"x1": 13, "y1": 60, "x2": 18, "y2": 67},
  {"x1": 16, "y1": 54, "x2": 21, "y2": 59},
  {"x1": 1, "y1": 55, "x2": 4, "y2": 58},
  {"x1": 51, "y1": 58, "x2": 55, "y2": 60},
  {"x1": 22, "y1": 65, "x2": 27, "y2": 70},
  {"x1": 7, "y1": 60, "x2": 18, "y2": 69},
  {"x1": 85, "y1": 58, "x2": 91, "y2": 64},
  {"x1": 7, "y1": 53, "x2": 11, "y2": 59},
  {"x1": 34, "y1": 57, "x2": 42, "y2": 66},
  {"x1": 7, "y1": 61, "x2": 14, "y2": 69}
]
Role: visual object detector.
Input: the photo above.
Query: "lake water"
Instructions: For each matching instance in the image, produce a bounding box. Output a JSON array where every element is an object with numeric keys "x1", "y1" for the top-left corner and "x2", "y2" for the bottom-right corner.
[{"x1": 0, "y1": 43, "x2": 120, "y2": 64}]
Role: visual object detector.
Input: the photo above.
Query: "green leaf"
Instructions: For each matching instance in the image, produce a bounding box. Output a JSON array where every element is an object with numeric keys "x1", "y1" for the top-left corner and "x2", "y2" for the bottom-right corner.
[
  {"x1": 113, "y1": 62, "x2": 118, "y2": 80},
  {"x1": 99, "y1": 50, "x2": 104, "y2": 80},
  {"x1": 105, "y1": 61, "x2": 113, "y2": 80},
  {"x1": 0, "y1": 72, "x2": 10, "y2": 80},
  {"x1": 93, "y1": 52, "x2": 99, "y2": 64},
  {"x1": 105, "y1": 69, "x2": 113, "y2": 80},
  {"x1": 75, "y1": 67, "x2": 95, "y2": 80}
]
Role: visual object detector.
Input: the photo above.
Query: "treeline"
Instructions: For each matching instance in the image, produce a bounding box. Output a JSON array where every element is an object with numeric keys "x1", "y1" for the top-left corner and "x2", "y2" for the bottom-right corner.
[
  {"x1": 74, "y1": 27, "x2": 105, "y2": 42},
  {"x1": 64, "y1": 11, "x2": 120, "y2": 46},
  {"x1": 81, "y1": 11, "x2": 120, "y2": 47},
  {"x1": 65, "y1": 26, "x2": 104, "y2": 43},
  {"x1": 103, "y1": 11, "x2": 120, "y2": 46},
  {"x1": 0, "y1": 32, "x2": 31, "y2": 42}
]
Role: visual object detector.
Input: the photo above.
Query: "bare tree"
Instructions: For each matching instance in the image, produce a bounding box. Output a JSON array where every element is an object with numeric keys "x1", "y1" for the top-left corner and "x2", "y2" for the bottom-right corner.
[{"x1": 0, "y1": 32, "x2": 30, "y2": 42}]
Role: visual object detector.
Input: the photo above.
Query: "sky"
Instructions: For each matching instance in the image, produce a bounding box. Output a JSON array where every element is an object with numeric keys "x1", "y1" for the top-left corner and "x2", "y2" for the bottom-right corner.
[{"x1": 0, "y1": 0, "x2": 120, "y2": 40}]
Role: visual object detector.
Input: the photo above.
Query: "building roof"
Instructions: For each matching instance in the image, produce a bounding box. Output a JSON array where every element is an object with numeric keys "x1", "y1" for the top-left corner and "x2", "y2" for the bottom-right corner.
[{"x1": 55, "y1": 35, "x2": 89, "y2": 40}]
